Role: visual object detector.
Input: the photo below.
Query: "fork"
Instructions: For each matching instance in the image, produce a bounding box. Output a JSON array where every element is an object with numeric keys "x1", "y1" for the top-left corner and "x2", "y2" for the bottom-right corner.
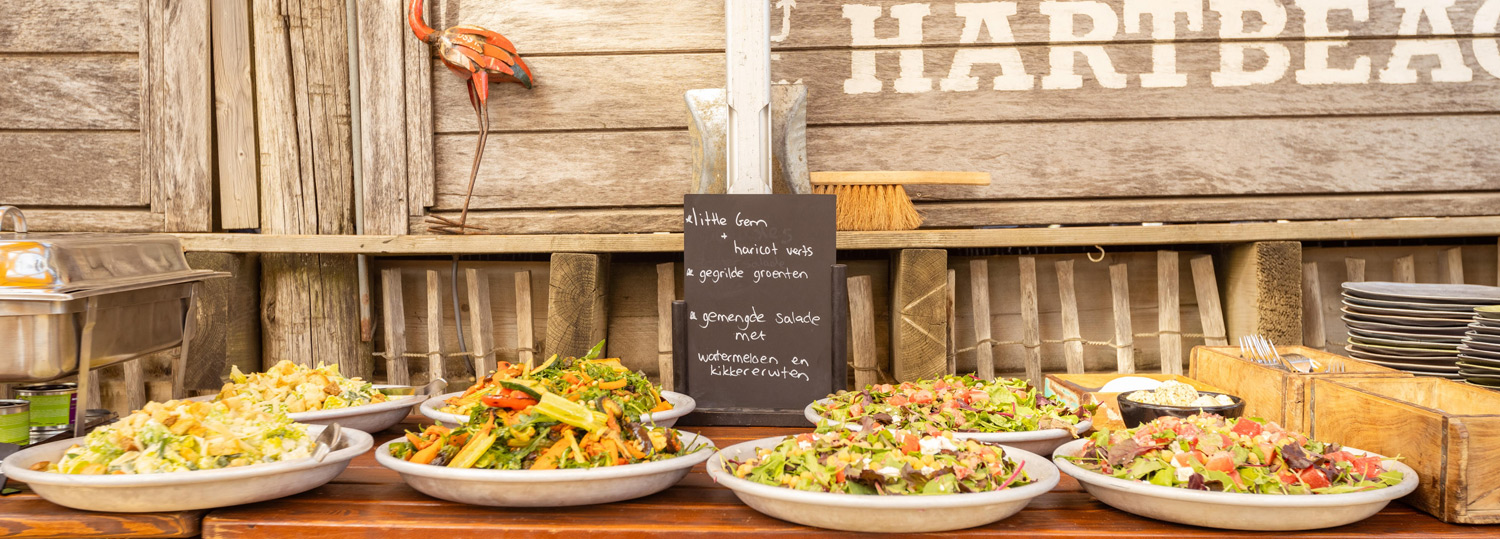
[{"x1": 1240, "y1": 335, "x2": 1302, "y2": 372}]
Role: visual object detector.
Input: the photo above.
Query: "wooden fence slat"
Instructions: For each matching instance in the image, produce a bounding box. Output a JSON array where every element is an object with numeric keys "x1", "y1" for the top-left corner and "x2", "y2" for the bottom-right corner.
[
  {"x1": 211, "y1": 0, "x2": 258, "y2": 229},
  {"x1": 1189, "y1": 255, "x2": 1228, "y2": 346},
  {"x1": 150, "y1": 0, "x2": 213, "y2": 232},
  {"x1": 892, "y1": 250, "x2": 948, "y2": 382},
  {"x1": 1441, "y1": 247, "x2": 1466, "y2": 284},
  {"x1": 2, "y1": 0, "x2": 141, "y2": 53},
  {"x1": 656, "y1": 262, "x2": 676, "y2": 389},
  {"x1": 1394, "y1": 255, "x2": 1417, "y2": 283},
  {"x1": 514, "y1": 270, "x2": 536, "y2": 367},
  {"x1": 356, "y1": 0, "x2": 408, "y2": 234},
  {"x1": 1302, "y1": 263, "x2": 1327, "y2": 351},
  {"x1": 1110, "y1": 263, "x2": 1135, "y2": 374},
  {"x1": 0, "y1": 56, "x2": 139, "y2": 130},
  {"x1": 1224, "y1": 242, "x2": 1303, "y2": 345},
  {"x1": 1158, "y1": 251, "x2": 1182, "y2": 375},
  {"x1": 1055, "y1": 260, "x2": 1085, "y2": 374},
  {"x1": 946, "y1": 269, "x2": 957, "y2": 376},
  {"x1": 404, "y1": 0, "x2": 435, "y2": 216},
  {"x1": 0, "y1": 133, "x2": 144, "y2": 208},
  {"x1": 426, "y1": 271, "x2": 443, "y2": 383},
  {"x1": 969, "y1": 259, "x2": 995, "y2": 381},
  {"x1": 1018, "y1": 257, "x2": 1042, "y2": 385},
  {"x1": 381, "y1": 268, "x2": 409, "y2": 385},
  {"x1": 1346, "y1": 258, "x2": 1366, "y2": 283},
  {"x1": 466, "y1": 268, "x2": 495, "y2": 378},
  {"x1": 849, "y1": 275, "x2": 878, "y2": 389},
  {"x1": 546, "y1": 254, "x2": 610, "y2": 360},
  {"x1": 124, "y1": 360, "x2": 146, "y2": 413}
]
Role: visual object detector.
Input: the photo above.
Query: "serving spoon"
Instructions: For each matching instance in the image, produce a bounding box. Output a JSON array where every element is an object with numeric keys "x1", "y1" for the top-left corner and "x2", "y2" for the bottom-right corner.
[{"x1": 312, "y1": 423, "x2": 343, "y2": 463}]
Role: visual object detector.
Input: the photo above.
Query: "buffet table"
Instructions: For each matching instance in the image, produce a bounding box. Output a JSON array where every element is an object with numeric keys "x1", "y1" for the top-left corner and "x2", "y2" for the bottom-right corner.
[{"x1": 1, "y1": 420, "x2": 1490, "y2": 538}]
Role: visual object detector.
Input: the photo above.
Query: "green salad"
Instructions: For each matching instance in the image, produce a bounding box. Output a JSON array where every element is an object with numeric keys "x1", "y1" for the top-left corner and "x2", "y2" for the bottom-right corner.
[
  {"x1": 1064, "y1": 414, "x2": 1403, "y2": 495},
  {"x1": 724, "y1": 426, "x2": 1032, "y2": 495},
  {"x1": 813, "y1": 376, "x2": 1089, "y2": 435}
]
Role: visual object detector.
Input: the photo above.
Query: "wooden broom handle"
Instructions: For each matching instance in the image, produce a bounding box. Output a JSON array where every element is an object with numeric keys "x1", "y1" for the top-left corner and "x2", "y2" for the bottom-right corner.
[{"x1": 810, "y1": 171, "x2": 992, "y2": 186}]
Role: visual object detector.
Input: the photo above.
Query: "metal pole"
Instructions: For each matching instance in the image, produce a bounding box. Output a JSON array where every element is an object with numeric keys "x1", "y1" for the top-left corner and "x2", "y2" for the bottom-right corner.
[{"x1": 725, "y1": 0, "x2": 772, "y2": 194}]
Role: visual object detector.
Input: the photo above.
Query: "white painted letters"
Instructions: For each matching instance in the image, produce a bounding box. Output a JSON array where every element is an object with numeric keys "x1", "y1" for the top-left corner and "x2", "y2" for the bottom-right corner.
[
  {"x1": 1040, "y1": 1, "x2": 1127, "y2": 89},
  {"x1": 1125, "y1": 0, "x2": 1203, "y2": 88},
  {"x1": 1210, "y1": 0, "x2": 1291, "y2": 87},
  {"x1": 1476, "y1": 0, "x2": 1500, "y2": 78},
  {"x1": 1379, "y1": 0, "x2": 1473, "y2": 83},
  {"x1": 941, "y1": 2, "x2": 1035, "y2": 91},
  {"x1": 1294, "y1": 0, "x2": 1372, "y2": 84},
  {"x1": 843, "y1": 3, "x2": 933, "y2": 94}
]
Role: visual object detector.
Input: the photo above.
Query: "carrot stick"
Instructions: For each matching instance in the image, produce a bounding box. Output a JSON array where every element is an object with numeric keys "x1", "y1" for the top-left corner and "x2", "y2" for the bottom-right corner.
[
  {"x1": 598, "y1": 379, "x2": 627, "y2": 390},
  {"x1": 409, "y1": 440, "x2": 443, "y2": 464}
]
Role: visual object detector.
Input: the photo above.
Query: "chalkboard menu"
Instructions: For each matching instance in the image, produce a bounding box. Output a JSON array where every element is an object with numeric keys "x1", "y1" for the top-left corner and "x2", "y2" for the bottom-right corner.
[{"x1": 682, "y1": 194, "x2": 837, "y2": 411}]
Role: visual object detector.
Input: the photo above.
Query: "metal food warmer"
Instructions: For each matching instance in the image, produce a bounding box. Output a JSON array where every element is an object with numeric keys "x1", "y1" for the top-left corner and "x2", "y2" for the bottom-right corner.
[{"x1": 0, "y1": 206, "x2": 227, "y2": 436}]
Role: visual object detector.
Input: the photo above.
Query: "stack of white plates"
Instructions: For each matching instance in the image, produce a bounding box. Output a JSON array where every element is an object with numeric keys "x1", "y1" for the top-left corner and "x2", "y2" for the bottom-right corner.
[
  {"x1": 1459, "y1": 306, "x2": 1500, "y2": 389},
  {"x1": 1342, "y1": 282, "x2": 1500, "y2": 380}
]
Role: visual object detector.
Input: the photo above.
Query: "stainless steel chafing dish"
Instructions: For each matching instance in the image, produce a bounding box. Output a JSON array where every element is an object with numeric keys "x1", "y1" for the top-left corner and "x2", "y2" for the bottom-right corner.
[{"x1": 0, "y1": 206, "x2": 227, "y2": 384}]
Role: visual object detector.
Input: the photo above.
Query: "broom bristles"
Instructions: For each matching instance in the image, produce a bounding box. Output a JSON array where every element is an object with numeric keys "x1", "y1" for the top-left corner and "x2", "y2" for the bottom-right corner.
[{"x1": 813, "y1": 184, "x2": 923, "y2": 231}]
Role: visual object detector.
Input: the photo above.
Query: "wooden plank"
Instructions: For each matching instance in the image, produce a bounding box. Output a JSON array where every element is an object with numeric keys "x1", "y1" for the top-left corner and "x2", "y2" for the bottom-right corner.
[
  {"x1": 545, "y1": 254, "x2": 610, "y2": 360},
  {"x1": 404, "y1": 0, "x2": 435, "y2": 215},
  {"x1": 260, "y1": 254, "x2": 370, "y2": 375},
  {"x1": 1346, "y1": 258, "x2": 1367, "y2": 283},
  {"x1": 146, "y1": 0, "x2": 213, "y2": 232},
  {"x1": 655, "y1": 262, "x2": 676, "y2": 388},
  {"x1": 970, "y1": 259, "x2": 995, "y2": 380},
  {"x1": 1018, "y1": 256, "x2": 1043, "y2": 384},
  {"x1": 0, "y1": 0, "x2": 141, "y2": 52},
  {"x1": 1302, "y1": 262, "x2": 1327, "y2": 351},
  {"x1": 123, "y1": 359, "x2": 146, "y2": 413},
  {"x1": 1157, "y1": 251, "x2": 1182, "y2": 375},
  {"x1": 514, "y1": 270, "x2": 535, "y2": 367},
  {"x1": 1110, "y1": 263, "x2": 1134, "y2": 374},
  {"x1": 465, "y1": 268, "x2": 495, "y2": 377},
  {"x1": 1189, "y1": 255, "x2": 1228, "y2": 347},
  {"x1": 0, "y1": 132, "x2": 144, "y2": 207},
  {"x1": 425, "y1": 270, "x2": 444, "y2": 384},
  {"x1": 1441, "y1": 247, "x2": 1466, "y2": 284},
  {"x1": 892, "y1": 249, "x2": 948, "y2": 382},
  {"x1": 946, "y1": 268, "x2": 957, "y2": 376},
  {"x1": 11, "y1": 209, "x2": 162, "y2": 233},
  {"x1": 1224, "y1": 242, "x2": 1303, "y2": 345},
  {"x1": 848, "y1": 275, "x2": 879, "y2": 389},
  {"x1": 211, "y1": 0, "x2": 259, "y2": 229},
  {"x1": 181, "y1": 253, "x2": 260, "y2": 392},
  {"x1": 380, "y1": 268, "x2": 409, "y2": 385},
  {"x1": 356, "y1": 0, "x2": 408, "y2": 234},
  {"x1": 1395, "y1": 255, "x2": 1418, "y2": 283},
  {"x1": 1055, "y1": 259, "x2": 1085, "y2": 374},
  {"x1": 429, "y1": 0, "x2": 723, "y2": 55},
  {"x1": 0, "y1": 55, "x2": 139, "y2": 129}
]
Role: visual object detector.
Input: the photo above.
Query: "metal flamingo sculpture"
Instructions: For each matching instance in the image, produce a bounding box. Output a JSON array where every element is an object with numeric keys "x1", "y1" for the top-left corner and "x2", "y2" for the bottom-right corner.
[{"x1": 409, "y1": 0, "x2": 535, "y2": 234}]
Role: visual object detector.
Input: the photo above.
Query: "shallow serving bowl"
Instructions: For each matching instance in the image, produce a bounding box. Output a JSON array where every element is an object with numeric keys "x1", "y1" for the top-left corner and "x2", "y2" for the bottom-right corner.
[
  {"x1": 803, "y1": 398, "x2": 1089, "y2": 456},
  {"x1": 191, "y1": 385, "x2": 427, "y2": 433},
  {"x1": 376, "y1": 431, "x2": 714, "y2": 507},
  {"x1": 1052, "y1": 438, "x2": 1419, "y2": 531},
  {"x1": 1, "y1": 424, "x2": 372, "y2": 512},
  {"x1": 420, "y1": 390, "x2": 694, "y2": 427},
  {"x1": 1117, "y1": 390, "x2": 1245, "y2": 428},
  {"x1": 707, "y1": 435, "x2": 1058, "y2": 533}
]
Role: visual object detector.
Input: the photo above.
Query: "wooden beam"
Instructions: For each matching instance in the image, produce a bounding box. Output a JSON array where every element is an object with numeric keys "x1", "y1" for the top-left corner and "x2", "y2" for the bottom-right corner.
[
  {"x1": 969, "y1": 259, "x2": 995, "y2": 381},
  {"x1": 1018, "y1": 257, "x2": 1043, "y2": 385},
  {"x1": 465, "y1": 268, "x2": 495, "y2": 377},
  {"x1": 1302, "y1": 262, "x2": 1327, "y2": 351},
  {"x1": 848, "y1": 275, "x2": 878, "y2": 389},
  {"x1": 1110, "y1": 263, "x2": 1135, "y2": 374},
  {"x1": 514, "y1": 270, "x2": 535, "y2": 368},
  {"x1": 425, "y1": 270, "x2": 444, "y2": 383},
  {"x1": 1189, "y1": 255, "x2": 1228, "y2": 346},
  {"x1": 1055, "y1": 260, "x2": 1085, "y2": 374},
  {"x1": 356, "y1": 0, "x2": 407, "y2": 234},
  {"x1": 1157, "y1": 251, "x2": 1182, "y2": 375},
  {"x1": 545, "y1": 254, "x2": 610, "y2": 360},
  {"x1": 655, "y1": 262, "x2": 676, "y2": 389},
  {"x1": 1224, "y1": 242, "x2": 1303, "y2": 345},
  {"x1": 173, "y1": 216, "x2": 1500, "y2": 254},
  {"x1": 1345, "y1": 258, "x2": 1366, "y2": 283},
  {"x1": 380, "y1": 268, "x2": 409, "y2": 385},
  {"x1": 211, "y1": 0, "x2": 258, "y2": 229},
  {"x1": 1441, "y1": 247, "x2": 1465, "y2": 284},
  {"x1": 1393, "y1": 255, "x2": 1417, "y2": 283},
  {"x1": 892, "y1": 250, "x2": 948, "y2": 382}
]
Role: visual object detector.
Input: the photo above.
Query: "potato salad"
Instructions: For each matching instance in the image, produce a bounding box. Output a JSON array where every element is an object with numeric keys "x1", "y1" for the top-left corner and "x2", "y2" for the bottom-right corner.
[
  {"x1": 217, "y1": 360, "x2": 388, "y2": 414},
  {"x1": 44, "y1": 399, "x2": 312, "y2": 475}
]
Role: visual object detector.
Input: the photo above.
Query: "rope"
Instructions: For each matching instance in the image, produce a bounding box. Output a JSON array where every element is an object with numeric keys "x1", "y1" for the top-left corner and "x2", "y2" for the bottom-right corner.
[{"x1": 955, "y1": 331, "x2": 1218, "y2": 354}]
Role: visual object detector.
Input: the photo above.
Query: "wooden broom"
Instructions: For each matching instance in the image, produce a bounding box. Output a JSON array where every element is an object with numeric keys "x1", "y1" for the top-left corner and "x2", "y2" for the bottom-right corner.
[{"x1": 811, "y1": 171, "x2": 992, "y2": 231}]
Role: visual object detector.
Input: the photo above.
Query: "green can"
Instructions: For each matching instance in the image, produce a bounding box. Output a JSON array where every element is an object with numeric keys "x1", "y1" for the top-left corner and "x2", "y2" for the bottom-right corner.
[
  {"x1": 0, "y1": 400, "x2": 29, "y2": 445},
  {"x1": 15, "y1": 383, "x2": 77, "y2": 430}
]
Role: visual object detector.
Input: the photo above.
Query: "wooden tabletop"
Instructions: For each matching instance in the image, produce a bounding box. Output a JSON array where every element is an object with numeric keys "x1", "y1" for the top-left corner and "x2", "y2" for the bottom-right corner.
[{"x1": 4, "y1": 421, "x2": 1494, "y2": 538}]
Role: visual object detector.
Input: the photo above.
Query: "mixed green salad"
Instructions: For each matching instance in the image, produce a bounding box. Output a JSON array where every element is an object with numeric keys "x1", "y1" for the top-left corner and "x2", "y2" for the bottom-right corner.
[
  {"x1": 813, "y1": 376, "x2": 1089, "y2": 435},
  {"x1": 724, "y1": 427, "x2": 1032, "y2": 495},
  {"x1": 441, "y1": 340, "x2": 671, "y2": 421},
  {"x1": 1064, "y1": 414, "x2": 1403, "y2": 495},
  {"x1": 41, "y1": 399, "x2": 312, "y2": 475}
]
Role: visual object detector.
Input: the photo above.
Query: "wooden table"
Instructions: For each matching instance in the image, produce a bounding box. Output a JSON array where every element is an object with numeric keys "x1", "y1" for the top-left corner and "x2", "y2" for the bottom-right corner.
[{"x1": 4, "y1": 421, "x2": 1494, "y2": 538}]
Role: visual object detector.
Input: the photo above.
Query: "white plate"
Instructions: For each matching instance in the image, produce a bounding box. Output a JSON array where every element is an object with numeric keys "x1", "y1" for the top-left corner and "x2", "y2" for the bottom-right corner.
[
  {"x1": 375, "y1": 430, "x2": 714, "y2": 507},
  {"x1": 1, "y1": 424, "x2": 372, "y2": 512},
  {"x1": 1342, "y1": 282, "x2": 1500, "y2": 304},
  {"x1": 1052, "y1": 439, "x2": 1419, "y2": 531},
  {"x1": 193, "y1": 386, "x2": 427, "y2": 433},
  {"x1": 420, "y1": 390, "x2": 694, "y2": 428},
  {"x1": 804, "y1": 399, "x2": 1089, "y2": 457},
  {"x1": 707, "y1": 435, "x2": 1058, "y2": 533}
]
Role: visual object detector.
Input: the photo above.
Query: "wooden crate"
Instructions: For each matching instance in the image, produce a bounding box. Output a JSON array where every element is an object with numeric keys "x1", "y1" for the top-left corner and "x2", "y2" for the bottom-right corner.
[
  {"x1": 1044, "y1": 373, "x2": 1228, "y2": 431},
  {"x1": 1308, "y1": 377, "x2": 1500, "y2": 524},
  {"x1": 1188, "y1": 346, "x2": 1410, "y2": 433}
]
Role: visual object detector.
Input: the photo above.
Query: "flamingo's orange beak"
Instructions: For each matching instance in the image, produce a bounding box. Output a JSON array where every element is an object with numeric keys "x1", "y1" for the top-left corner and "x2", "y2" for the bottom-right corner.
[{"x1": 407, "y1": 0, "x2": 436, "y2": 43}]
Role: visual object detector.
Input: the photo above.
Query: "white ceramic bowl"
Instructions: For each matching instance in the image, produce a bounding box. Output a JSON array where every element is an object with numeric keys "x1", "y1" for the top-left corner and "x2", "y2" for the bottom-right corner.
[
  {"x1": 1051, "y1": 438, "x2": 1420, "y2": 531},
  {"x1": 375, "y1": 430, "x2": 715, "y2": 506},
  {"x1": 192, "y1": 385, "x2": 427, "y2": 433},
  {"x1": 804, "y1": 398, "x2": 1090, "y2": 456},
  {"x1": 420, "y1": 390, "x2": 694, "y2": 427},
  {"x1": 707, "y1": 435, "x2": 1059, "y2": 533},
  {"x1": 1, "y1": 424, "x2": 372, "y2": 512}
]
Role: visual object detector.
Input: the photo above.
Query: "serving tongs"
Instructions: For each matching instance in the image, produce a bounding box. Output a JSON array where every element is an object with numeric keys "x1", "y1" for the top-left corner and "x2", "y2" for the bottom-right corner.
[{"x1": 377, "y1": 378, "x2": 448, "y2": 397}]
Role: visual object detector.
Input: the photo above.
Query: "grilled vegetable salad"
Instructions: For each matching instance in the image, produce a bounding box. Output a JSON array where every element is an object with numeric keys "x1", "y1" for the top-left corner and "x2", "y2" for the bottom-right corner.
[
  {"x1": 725, "y1": 427, "x2": 1033, "y2": 495},
  {"x1": 392, "y1": 381, "x2": 697, "y2": 470},
  {"x1": 814, "y1": 376, "x2": 1089, "y2": 435},
  {"x1": 216, "y1": 360, "x2": 388, "y2": 414},
  {"x1": 440, "y1": 340, "x2": 671, "y2": 421},
  {"x1": 1065, "y1": 414, "x2": 1403, "y2": 495},
  {"x1": 40, "y1": 399, "x2": 312, "y2": 475}
]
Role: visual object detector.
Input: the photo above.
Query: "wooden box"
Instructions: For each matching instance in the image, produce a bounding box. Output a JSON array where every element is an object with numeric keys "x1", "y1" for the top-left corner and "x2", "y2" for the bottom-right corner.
[
  {"x1": 1308, "y1": 377, "x2": 1500, "y2": 524},
  {"x1": 1043, "y1": 373, "x2": 1228, "y2": 431},
  {"x1": 1188, "y1": 346, "x2": 1410, "y2": 433}
]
